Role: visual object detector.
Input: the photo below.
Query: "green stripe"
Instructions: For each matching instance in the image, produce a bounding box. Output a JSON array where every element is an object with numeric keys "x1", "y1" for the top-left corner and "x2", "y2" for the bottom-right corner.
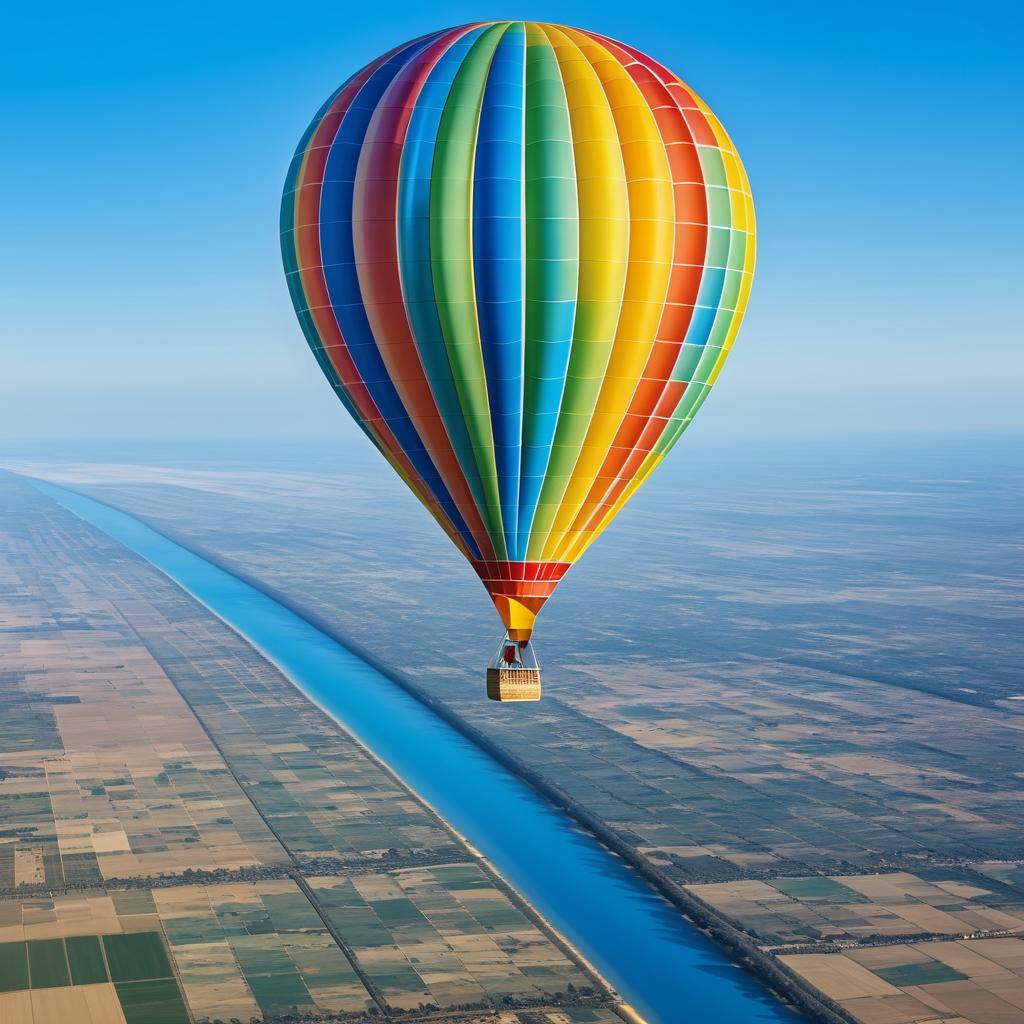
[
  {"x1": 527, "y1": 28, "x2": 626, "y2": 556},
  {"x1": 430, "y1": 23, "x2": 510, "y2": 559},
  {"x1": 522, "y1": 26, "x2": 579, "y2": 559},
  {"x1": 654, "y1": 223, "x2": 745, "y2": 458}
]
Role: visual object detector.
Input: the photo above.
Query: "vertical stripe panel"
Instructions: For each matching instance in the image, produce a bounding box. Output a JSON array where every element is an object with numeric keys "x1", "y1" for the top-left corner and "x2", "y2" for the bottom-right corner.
[
  {"x1": 518, "y1": 24, "x2": 579, "y2": 559},
  {"x1": 353, "y1": 26, "x2": 501, "y2": 562},
  {"x1": 524, "y1": 24, "x2": 629, "y2": 561},
  {"x1": 537, "y1": 27, "x2": 674, "y2": 561},
  {"x1": 473, "y1": 23, "x2": 526, "y2": 558},
  {"x1": 430, "y1": 23, "x2": 510, "y2": 559},
  {"x1": 570, "y1": 74, "x2": 755, "y2": 560},
  {"x1": 555, "y1": 36, "x2": 712, "y2": 561},
  {"x1": 397, "y1": 28, "x2": 493, "y2": 523},
  {"x1": 283, "y1": 39, "x2": 479, "y2": 561},
  {"x1": 319, "y1": 38, "x2": 487, "y2": 558}
]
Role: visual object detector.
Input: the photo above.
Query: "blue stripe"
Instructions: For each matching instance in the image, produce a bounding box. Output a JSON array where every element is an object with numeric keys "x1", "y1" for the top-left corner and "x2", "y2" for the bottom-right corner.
[
  {"x1": 516, "y1": 36, "x2": 578, "y2": 557},
  {"x1": 396, "y1": 27, "x2": 492, "y2": 540},
  {"x1": 678, "y1": 267, "x2": 728, "y2": 355},
  {"x1": 319, "y1": 34, "x2": 483, "y2": 559},
  {"x1": 473, "y1": 23, "x2": 525, "y2": 558},
  {"x1": 281, "y1": 74, "x2": 385, "y2": 461}
]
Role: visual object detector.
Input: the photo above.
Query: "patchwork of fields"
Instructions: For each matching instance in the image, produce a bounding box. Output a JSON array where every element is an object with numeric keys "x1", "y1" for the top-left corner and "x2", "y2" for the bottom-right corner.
[
  {"x1": 20, "y1": 444, "x2": 1023, "y2": 1024},
  {"x1": 688, "y1": 871, "x2": 1024, "y2": 947},
  {"x1": 0, "y1": 613, "x2": 286, "y2": 887},
  {"x1": 0, "y1": 867, "x2": 597, "y2": 1023},
  {"x1": 0, "y1": 893, "x2": 189, "y2": 1024},
  {"x1": 306, "y1": 867, "x2": 591, "y2": 1010},
  {"x1": 47, "y1": 452, "x2": 1024, "y2": 880},
  {"x1": 782, "y1": 938, "x2": 1024, "y2": 1024},
  {"x1": 0, "y1": 475, "x2": 612, "y2": 1023},
  {"x1": 156, "y1": 880, "x2": 368, "y2": 1019}
]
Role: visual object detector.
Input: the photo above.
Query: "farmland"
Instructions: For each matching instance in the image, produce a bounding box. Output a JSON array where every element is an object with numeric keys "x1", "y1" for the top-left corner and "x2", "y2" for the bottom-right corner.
[
  {"x1": 687, "y1": 871, "x2": 1024, "y2": 947},
  {"x1": 782, "y1": 938, "x2": 1024, "y2": 1023},
  {"x1": 0, "y1": 473, "x2": 614, "y2": 1023},
  {"x1": 307, "y1": 866, "x2": 592, "y2": 1010},
  {"x1": 16, "y1": 436, "x2": 1022, "y2": 1024},
  {"x1": 0, "y1": 923, "x2": 187, "y2": 1024}
]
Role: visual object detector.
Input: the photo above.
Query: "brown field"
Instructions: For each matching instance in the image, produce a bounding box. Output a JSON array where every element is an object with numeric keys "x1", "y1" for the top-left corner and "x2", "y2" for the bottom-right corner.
[
  {"x1": 0, "y1": 984, "x2": 128, "y2": 1024},
  {"x1": 779, "y1": 953, "x2": 903, "y2": 999},
  {"x1": 0, "y1": 890, "x2": 161, "y2": 943},
  {"x1": 0, "y1": 569, "x2": 286, "y2": 886},
  {"x1": 783, "y1": 938, "x2": 1024, "y2": 1024},
  {"x1": 687, "y1": 871, "x2": 1024, "y2": 948}
]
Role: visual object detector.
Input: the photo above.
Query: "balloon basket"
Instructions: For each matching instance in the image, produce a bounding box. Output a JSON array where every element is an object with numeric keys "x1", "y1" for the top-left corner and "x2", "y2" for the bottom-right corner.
[{"x1": 486, "y1": 634, "x2": 541, "y2": 702}]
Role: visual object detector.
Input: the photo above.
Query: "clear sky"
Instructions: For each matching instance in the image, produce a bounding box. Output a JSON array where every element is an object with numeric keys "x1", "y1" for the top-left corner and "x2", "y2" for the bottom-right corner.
[{"x1": 2, "y1": 0, "x2": 1021, "y2": 441}]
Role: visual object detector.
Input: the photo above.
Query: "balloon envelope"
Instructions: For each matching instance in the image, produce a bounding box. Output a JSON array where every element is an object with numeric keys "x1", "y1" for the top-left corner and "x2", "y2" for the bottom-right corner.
[{"x1": 281, "y1": 22, "x2": 755, "y2": 641}]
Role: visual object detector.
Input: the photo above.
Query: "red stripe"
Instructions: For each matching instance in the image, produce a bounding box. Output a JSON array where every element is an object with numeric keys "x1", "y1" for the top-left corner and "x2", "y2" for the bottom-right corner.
[
  {"x1": 470, "y1": 559, "x2": 570, "y2": 606},
  {"x1": 352, "y1": 26, "x2": 498, "y2": 562},
  {"x1": 291, "y1": 45, "x2": 470, "y2": 553},
  {"x1": 294, "y1": 60, "x2": 398, "y2": 436},
  {"x1": 471, "y1": 560, "x2": 571, "y2": 583},
  {"x1": 558, "y1": 30, "x2": 710, "y2": 547}
]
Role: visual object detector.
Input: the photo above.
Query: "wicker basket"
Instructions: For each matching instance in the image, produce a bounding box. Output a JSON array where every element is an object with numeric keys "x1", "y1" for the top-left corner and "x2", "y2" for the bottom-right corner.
[{"x1": 486, "y1": 667, "x2": 541, "y2": 702}]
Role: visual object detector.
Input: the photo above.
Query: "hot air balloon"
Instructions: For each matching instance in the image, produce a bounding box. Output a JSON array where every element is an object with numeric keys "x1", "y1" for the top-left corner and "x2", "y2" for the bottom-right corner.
[{"x1": 281, "y1": 22, "x2": 755, "y2": 701}]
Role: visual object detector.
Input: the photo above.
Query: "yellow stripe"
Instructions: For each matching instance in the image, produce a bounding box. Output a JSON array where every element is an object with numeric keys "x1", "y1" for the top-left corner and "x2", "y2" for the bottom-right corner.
[
  {"x1": 537, "y1": 28, "x2": 674, "y2": 561},
  {"x1": 566, "y1": 87, "x2": 756, "y2": 562},
  {"x1": 522, "y1": 24, "x2": 630, "y2": 559}
]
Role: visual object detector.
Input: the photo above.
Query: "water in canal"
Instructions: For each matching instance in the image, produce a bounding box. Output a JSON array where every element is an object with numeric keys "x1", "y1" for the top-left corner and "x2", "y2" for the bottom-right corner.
[{"x1": 37, "y1": 480, "x2": 796, "y2": 1024}]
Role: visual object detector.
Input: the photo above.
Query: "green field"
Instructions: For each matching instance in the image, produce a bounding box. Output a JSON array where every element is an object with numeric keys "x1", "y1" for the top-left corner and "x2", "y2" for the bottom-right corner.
[
  {"x1": 472, "y1": 899, "x2": 529, "y2": 928},
  {"x1": 246, "y1": 970, "x2": 316, "y2": 1018},
  {"x1": 874, "y1": 961, "x2": 968, "y2": 986},
  {"x1": 27, "y1": 938, "x2": 70, "y2": 988},
  {"x1": 115, "y1": 978, "x2": 190, "y2": 1024},
  {"x1": 103, "y1": 931, "x2": 173, "y2": 983},
  {"x1": 771, "y1": 877, "x2": 869, "y2": 904},
  {"x1": 434, "y1": 865, "x2": 493, "y2": 890},
  {"x1": 112, "y1": 890, "x2": 158, "y2": 916},
  {"x1": 67, "y1": 934, "x2": 108, "y2": 985},
  {"x1": 0, "y1": 941, "x2": 29, "y2": 992}
]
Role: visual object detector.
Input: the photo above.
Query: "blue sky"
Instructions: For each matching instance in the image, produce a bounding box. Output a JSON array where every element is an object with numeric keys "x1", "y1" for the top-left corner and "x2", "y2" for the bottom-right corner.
[{"x1": 2, "y1": 0, "x2": 1020, "y2": 440}]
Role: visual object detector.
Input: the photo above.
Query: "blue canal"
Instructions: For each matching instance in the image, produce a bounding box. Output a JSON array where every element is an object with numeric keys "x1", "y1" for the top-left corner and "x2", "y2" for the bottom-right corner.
[{"x1": 37, "y1": 480, "x2": 796, "y2": 1024}]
